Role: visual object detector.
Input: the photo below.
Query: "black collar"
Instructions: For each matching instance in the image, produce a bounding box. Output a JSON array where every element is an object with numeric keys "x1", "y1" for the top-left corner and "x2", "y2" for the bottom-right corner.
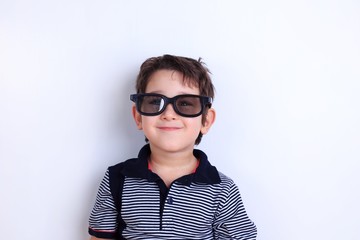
[{"x1": 120, "y1": 144, "x2": 221, "y2": 186}]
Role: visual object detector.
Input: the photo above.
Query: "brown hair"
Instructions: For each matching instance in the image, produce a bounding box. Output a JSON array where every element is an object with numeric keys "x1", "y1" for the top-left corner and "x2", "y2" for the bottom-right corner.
[{"x1": 135, "y1": 54, "x2": 215, "y2": 145}]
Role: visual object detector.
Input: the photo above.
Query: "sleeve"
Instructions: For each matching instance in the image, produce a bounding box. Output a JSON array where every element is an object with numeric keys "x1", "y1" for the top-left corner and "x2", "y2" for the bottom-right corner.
[
  {"x1": 88, "y1": 169, "x2": 118, "y2": 239},
  {"x1": 213, "y1": 180, "x2": 257, "y2": 240}
]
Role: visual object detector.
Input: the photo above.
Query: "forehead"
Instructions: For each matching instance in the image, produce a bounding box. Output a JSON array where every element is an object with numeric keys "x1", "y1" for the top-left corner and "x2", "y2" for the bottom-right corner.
[{"x1": 145, "y1": 70, "x2": 200, "y2": 95}]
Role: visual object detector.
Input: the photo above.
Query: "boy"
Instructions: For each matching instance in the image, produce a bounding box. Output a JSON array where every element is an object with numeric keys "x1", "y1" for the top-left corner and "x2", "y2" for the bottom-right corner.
[{"x1": 88, "y1": 54, "x2": 257, "y2": 239}]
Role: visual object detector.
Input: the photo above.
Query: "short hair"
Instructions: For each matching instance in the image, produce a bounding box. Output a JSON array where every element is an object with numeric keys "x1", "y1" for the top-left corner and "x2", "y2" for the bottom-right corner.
[{"x1": 135, "y1": 54, "x2": 215, "y2": 145}]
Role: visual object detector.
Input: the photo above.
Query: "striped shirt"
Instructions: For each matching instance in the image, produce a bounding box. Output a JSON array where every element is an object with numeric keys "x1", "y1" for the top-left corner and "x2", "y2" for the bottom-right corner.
[{"x1": 89, "y1": 145, "x2": 257, "y2": 239}]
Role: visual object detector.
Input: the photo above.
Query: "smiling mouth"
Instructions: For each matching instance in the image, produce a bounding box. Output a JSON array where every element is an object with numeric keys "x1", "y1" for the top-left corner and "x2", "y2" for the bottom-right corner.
[{"x1": 157, "y1": 127, "x2": 181, "y2": 131}]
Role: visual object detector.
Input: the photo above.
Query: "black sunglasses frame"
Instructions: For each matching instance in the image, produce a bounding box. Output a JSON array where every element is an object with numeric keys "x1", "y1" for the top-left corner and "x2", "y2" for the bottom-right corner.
[{"x1": 130, "y1": 93, "x2": 212, "y2": 118}]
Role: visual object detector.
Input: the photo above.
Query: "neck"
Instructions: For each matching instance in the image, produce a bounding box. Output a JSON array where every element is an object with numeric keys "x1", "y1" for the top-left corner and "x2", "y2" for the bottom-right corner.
[
  {"x1": 148, "y1": 144, "x2": 197, "y2": 170},
  {"x1": 148, "y1": 144, "x2": 198, "y2": 187}
]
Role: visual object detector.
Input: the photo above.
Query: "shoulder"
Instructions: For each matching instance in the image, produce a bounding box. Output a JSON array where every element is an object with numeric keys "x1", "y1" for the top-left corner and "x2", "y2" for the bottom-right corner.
[
  {"x1": 218, "y1": 171, "x2": 235, "y2": 185},
  {"x1": 108, "y1": 158, "x2": 138, "y2": 172},
  {"x1": 108, "y1": 156, "x2": 149, "y2": 180},
  {"x1": 216, "y1": 171, "x2": 240, "y2": 195},
  {"x1": 107, "y1": 158, "x2": 138, "y2": 182}
]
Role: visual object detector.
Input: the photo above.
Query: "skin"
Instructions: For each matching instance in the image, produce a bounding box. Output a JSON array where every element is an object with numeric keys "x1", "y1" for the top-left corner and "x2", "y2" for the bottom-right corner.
[
  {"x1": 90, "y1": 69, "x2": 216, "y2": 240},
  {"x1": 132, "y1": 69, "x2": 216, "y2": 186}
]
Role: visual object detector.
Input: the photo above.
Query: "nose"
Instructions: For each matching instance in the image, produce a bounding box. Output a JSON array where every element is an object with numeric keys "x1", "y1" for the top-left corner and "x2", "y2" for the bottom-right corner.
[{"x1": 161, "y1": 102, "x2": 178, "y2": 120}]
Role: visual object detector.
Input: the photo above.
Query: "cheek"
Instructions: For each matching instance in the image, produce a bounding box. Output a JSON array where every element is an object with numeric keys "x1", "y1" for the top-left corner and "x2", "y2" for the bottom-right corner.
[
  {"x1": 187, "y1": 118, "x2": 203, "y2": 130},
  {"x1": 140, "y1": 117, "x2": 154, "y2": 128}
]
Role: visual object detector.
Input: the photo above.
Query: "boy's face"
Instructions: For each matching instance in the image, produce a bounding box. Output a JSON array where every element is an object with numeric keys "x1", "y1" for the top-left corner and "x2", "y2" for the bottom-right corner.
[{"x1": 132, "y1": 69, "x2": 215, "y2": 154}]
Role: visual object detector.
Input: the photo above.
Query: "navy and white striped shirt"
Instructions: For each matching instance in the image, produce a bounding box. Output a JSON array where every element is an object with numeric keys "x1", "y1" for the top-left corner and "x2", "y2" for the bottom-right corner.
[{"x1": 89, "y1": 145, "x2": 257, "y2": 239}]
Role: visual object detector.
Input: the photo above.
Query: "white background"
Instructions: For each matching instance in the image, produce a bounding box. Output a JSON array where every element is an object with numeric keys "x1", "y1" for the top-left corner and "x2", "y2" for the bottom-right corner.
[{"x1": 1, "y1": 0, "x2": 359, "y2": 239}]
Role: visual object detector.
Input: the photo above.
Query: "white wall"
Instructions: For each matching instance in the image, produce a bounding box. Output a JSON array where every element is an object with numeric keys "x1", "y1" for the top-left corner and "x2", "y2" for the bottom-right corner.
[{"x1": 1, "y1": 0, "x2": 359, "y2": 239}]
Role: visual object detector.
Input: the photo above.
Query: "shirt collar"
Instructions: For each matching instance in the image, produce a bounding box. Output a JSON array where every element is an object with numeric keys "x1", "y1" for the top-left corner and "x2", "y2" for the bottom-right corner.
[{"x1": 120, "y1": 144, "x2": 221, "y2": 186}]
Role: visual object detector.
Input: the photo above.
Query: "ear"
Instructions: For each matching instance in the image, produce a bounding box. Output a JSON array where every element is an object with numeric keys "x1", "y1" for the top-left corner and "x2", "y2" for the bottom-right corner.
[
  {"x1": 132, "y1": 104, "x2": 143, "y2": 130},
  {"x1": 200, "y1": 108, "x2": 216, "y2": 135}
]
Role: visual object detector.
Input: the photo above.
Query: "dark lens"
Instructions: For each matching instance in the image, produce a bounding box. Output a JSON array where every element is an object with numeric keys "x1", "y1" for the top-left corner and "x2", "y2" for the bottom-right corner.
[
  {"x1": 140, "y1": 95, "x2": 164, "y2": 114},
  {"x1": 175, "y1": 96, "x2": 202, "y2": 116}
]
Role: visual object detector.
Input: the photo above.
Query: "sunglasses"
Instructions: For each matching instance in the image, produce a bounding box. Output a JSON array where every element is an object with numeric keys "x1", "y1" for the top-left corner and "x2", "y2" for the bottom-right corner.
[{"x1": 130, "y1": 93, "x2": 212, "y2": 118}]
